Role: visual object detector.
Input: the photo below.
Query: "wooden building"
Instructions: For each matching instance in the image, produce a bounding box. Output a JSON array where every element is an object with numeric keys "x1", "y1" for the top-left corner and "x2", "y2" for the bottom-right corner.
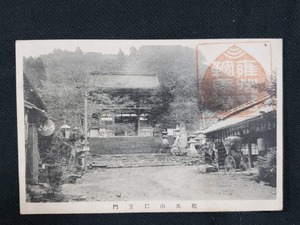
[
  {"x1": 24, "y1": 74, "x2": 50, "y2": 184},
  {"x1": 87, "y1": 72, "x2": 160, "y2": 137},
  {"x1": 203, "y1": 94, "x2": 276, "y2": 168}
]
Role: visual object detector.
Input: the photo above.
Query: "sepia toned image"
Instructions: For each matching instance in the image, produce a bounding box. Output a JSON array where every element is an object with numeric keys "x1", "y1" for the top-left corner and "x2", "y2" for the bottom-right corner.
[{"x1": 16, "y1": 39, "x2": 282, "y2": 214}]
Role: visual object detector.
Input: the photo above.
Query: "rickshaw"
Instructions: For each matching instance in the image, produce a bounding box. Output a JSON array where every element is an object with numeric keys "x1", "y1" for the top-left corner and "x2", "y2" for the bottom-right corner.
[
  {"x1": 195, "y1": 141, "x2": 219, "y2": 174},
  {"x1": 223, "y1": 136, "x2": 251, "y2": 176},
  {"x1": 195, "y1": 137, "x2": 251, "y2": 175}
]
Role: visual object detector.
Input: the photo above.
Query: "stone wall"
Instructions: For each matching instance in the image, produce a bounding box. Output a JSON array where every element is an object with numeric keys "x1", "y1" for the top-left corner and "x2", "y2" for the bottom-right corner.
[{"x1": 88, "y1": 153, "x2": 199, "y2": 169}]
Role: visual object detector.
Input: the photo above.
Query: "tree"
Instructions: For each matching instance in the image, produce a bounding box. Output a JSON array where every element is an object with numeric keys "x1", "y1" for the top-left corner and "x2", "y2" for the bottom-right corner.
[
  {"x1": 117, "y1": 48, "x2": 125, "y2": 58},
  {"x1": 37, "y1": 80, "x2": 85, "y2": 130},
  {"x1": 24, "y1": 56, "x2": 47, "y2": 87},
  {"x1": 129, "y1": 46, "x2": 138, "y2": 58},
  {"x1": 75, "y1": 47, "x2": 84, "y2": 55},
  {"x1": 254, "y1": 71, "x2": 277, "y2": 97},
  {"x1": 26, "y1": 45, "x2": 202, "y2": 132},
  {"x1": 122, "y1": 45, "x2": 199, "y2": 130}
]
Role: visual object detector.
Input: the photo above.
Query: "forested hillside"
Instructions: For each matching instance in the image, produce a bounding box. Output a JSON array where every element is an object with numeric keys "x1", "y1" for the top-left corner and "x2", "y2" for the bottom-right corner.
[{"x1": 24, "y1": 46, "x2": 200, "y2": 131}]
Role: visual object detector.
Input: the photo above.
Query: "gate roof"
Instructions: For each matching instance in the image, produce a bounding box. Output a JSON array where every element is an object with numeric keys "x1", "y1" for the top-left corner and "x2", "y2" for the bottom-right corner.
[{"x1": 87, "y1": 72, "x2": 160, "y2": 90}]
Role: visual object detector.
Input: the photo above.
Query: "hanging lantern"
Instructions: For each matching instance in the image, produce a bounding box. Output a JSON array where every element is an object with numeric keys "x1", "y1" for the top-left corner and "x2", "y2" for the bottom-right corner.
[
  {"x1": 60, "y1": 123, "x2": 71, "y2": 139},
  {"x1": 38, "y1": 119, "x2": 55, "y2": 136}
]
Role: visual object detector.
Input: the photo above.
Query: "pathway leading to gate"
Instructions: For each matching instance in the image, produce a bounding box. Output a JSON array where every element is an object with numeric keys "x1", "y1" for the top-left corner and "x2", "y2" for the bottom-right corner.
[{"x1": 62, "y1": 166, "x2": 276, "y2": 202}]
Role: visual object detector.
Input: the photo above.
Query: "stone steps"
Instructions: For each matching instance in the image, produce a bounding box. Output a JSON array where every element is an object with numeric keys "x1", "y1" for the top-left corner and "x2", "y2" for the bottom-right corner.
[
  {"x1": 89, "y1": 136, "x2": 162, "y2": 155},
  {"x1": 88, "y1": 153, "x2": 200, "y2": 169}
]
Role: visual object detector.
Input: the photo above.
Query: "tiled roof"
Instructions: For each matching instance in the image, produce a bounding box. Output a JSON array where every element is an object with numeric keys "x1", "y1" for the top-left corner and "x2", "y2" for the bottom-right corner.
[
  {"x1": 203, "y1": 116, "x2": 254, "y2": 134},
  {"x1": 219, "y1": 94, "x2": 270, "y2": 120},
  {"x1": 60, "y1": 124, "x2": 71, "y2": 129},
  {"x1": 87, "y1": 73, "x2": 160, "y2": 89},
  {"x1": 203, "y1": 98, "x2": 276, "y2": 134},
  {"x1": 24, "y1": 100, "x2": 48, "y2": 118}
]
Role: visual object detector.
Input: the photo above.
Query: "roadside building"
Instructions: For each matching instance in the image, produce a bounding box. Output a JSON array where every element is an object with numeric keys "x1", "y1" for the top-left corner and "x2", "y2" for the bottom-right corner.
[
  {"x1": 24, "y1": 74, "x2": 53, "y2": 184},
  {"x1": 202, "y1": 94, "x2": 276, "y2": 168}
]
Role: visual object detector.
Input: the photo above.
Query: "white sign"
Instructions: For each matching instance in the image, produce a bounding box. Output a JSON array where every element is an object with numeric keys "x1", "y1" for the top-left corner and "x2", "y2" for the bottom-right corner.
[
  {"x1": 167, "y1": 129, "x2": 174, "y2": 136},
  {"x1": 83, "y1": 146, "x2": 90, "y2": 151}
]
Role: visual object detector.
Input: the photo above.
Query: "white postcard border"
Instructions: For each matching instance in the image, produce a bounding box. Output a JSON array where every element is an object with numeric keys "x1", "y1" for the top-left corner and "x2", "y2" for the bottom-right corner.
[{"x1": 16, "y1": 39, "x2": 283, "y2": 214}]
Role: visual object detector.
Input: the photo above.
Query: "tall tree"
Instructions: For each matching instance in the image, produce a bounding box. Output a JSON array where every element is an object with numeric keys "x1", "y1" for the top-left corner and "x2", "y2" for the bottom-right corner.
[
  {"x1": 24, "y1": 56, "x2": 47, "y2": 87},
  {"x1": 117, "y1": 48, "x2": 125, "y2": 58}
]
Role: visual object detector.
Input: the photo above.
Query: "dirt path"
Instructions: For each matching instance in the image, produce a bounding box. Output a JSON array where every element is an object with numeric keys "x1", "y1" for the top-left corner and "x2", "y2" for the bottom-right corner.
[{"x1": 62, "y1": 166, "x2": 276, "y2": 202}]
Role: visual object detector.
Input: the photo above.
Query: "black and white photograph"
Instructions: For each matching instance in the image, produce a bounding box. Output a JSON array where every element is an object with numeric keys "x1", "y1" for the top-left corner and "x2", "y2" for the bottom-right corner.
[{"x1": 16, "y1": 39, "x2": 282, "y2": 213}]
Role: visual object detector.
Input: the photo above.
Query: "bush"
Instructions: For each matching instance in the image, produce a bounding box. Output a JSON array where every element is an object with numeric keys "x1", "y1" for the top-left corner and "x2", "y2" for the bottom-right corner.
[
  {"x1": 26, "y1": 165, "x2": 65, "y2": 202},
  {"x1": 254, "y1": 147, "x2": 276, "y2": 187},
  {"x1": 27, "y1": 132, "x2": 71, "y2": 202}
]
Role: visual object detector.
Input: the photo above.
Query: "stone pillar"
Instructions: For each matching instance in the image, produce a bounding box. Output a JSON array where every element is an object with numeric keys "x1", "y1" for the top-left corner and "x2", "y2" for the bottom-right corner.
[
  {"x1": 179, "y1": 122, "x2": 188, "y2": 149},
  {"x1": 26, "y1": 124, "x2": 39, "y2": 184},
  {"x1": 188, "y1": 134, "x2": 198, "y2": 156},
  {"x1": 257, "y1": 138, "x2": 266, "y2": 154},
  {"x1": 137, "y1": 111, "x2": 141, "y2": 136},
  {"x1": 161, "y1": 131, "x2": 170, "y2": 153},
  {"x1": 112, "y1": 113, "x2": 115, "y2": 136}
]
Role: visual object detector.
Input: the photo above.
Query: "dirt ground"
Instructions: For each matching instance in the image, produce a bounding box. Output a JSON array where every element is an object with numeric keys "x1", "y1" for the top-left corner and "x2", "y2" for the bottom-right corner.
[{"x1": 61, "y1": 166, "x2": 276, "y2": 202}]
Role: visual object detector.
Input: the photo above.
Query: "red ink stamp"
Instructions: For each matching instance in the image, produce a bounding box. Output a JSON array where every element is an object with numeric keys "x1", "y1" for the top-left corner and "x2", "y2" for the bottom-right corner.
[{"x1": 196, "y1": 42, "x2": 272, "y2": 123}]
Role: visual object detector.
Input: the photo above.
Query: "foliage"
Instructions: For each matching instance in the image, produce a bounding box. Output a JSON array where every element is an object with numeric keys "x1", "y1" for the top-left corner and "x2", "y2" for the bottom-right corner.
[
  {"x1": 24, "y1": 46, "x2": 277, "y2": 132},
  {"x1": 254, "y1": 147, "x2": 276, "y2": 187},
  {"x1": 42, "y1": 165, "x2": 65, "y2": 202},
  {"x1": 24, "y1": 56, "x2": 46, "y2": 87},
  {"x1": 123, "y1": 46, "x2": 199, "y2": 129},
  {"x1": 27, "y1": 132, "x2": 73, "y2": 202},
  {"x1": 253, "y1": 71, "x2": 277, "y2": 97},
  {"x1": 89, "y1": 89, "x2": 136, "y2": 115},
  {"x1": 26, "y1": 165, "x2": 65, "y2": 202},
  {"x1": 108, "y1": 123, "x2": 135, "y2": 135},
  {"x1": 24, "y1": 45, "x2": 202, "y2": 131},
  {"x1": 38, "y1": 81, "x2": 84, "y2": 129},
  {"x1": 39, "y1": 132, "x2": 72, "y2": 166},
  {"x1": 198, "y1": 81, "x2": 243, "y2": 112}
]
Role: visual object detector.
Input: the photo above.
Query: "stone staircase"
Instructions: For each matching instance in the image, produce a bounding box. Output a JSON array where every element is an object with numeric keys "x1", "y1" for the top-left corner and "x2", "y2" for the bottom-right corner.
[
  {"x1": 88, "y1": 136, "x2": 203, "y2": 169},
  {"x1": 89, "y1": 136, "x2": 162, "y2": 155}
]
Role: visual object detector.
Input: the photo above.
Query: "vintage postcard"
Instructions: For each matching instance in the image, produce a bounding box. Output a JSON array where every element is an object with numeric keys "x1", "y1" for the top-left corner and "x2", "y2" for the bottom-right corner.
[{"x1": 16, "y1": 39, "x2": 282, "y2": 214}]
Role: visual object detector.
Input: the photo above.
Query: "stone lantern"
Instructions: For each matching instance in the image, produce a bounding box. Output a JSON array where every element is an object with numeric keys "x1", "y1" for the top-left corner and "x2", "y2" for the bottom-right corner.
[
  {"x1": 60, "y1": 123, "x2": 71, "y2": 139},
  {"x1": 188, "y1": 134, "x2": 198, "y2": 156},
  {"x1": 162, "y1": 130, "x2": 169, "y2": 142},
  {"x1": 161, "y1": 130, "x2": 170, "y2": 153}
]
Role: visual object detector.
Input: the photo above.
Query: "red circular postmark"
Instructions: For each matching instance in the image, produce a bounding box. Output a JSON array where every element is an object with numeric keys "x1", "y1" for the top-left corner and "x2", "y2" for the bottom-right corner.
[{"x1": 200, "y1": 45, "x2": 267, "y2": 117}]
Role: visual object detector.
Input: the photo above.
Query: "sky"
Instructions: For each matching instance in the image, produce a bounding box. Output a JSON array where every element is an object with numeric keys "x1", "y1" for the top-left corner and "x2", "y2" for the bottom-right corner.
[
  {"x1": 17, "y1": 40, "x2": 199, "y2": 58},
  {"x1": 17, "y1": 39, "x2": 281, "y2": 77},
  {"x1": 197, "y1": 41, "x2": 273, "y2": 76}
]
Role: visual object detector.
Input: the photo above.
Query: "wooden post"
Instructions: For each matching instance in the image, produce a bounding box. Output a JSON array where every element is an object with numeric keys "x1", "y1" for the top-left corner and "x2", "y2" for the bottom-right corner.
[
  {"x1": 137, "y1": 109, "x2": 141, "y2": 136},
  {"x1": 248, "y1": 141, "x2": 252, "y2": 169},
  {"x1": 84, "y1": 90, "x2": 88, "y2": 172},
  {"x1": 27, "y1": 124, "x2": 39, "y2": 184}
]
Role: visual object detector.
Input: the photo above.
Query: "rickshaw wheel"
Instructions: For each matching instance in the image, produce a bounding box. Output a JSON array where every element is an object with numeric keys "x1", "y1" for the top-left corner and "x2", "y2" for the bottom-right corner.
[
  {"x1": 224, "y1": 155, "x2": 236, "y2": 176},
  {"x1": 240, "y1": 155, "x2": 251, "y2": 175},
  {"x1": 198, "y1": 157, "x2": 218, "y2": 174},
  {"x1": 197, "y1": 159, "x2": 205, "y2": 174}
]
